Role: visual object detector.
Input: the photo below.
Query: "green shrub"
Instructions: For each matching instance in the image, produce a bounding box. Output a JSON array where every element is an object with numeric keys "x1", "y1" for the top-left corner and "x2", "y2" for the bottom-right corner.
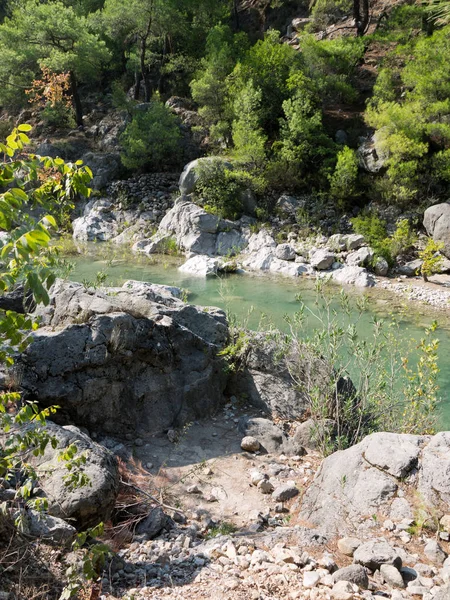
[
  {"x1": 389, "y1": 218, "x2": 417, "y2": 259},
  {"x1": 329, "y1": 146, "x2": 359, "y2": 204},
  {"x1": 120, "y1": 99, "x2": 182, "y2": 170},
  {"x1": 418, "y1": 238, "x2": 445, "y2": 281}
]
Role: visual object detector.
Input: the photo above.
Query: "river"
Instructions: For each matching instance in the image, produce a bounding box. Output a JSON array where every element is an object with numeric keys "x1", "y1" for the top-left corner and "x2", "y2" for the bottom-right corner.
[{"x1": 63, "y1": 243, "x2": 450, "y2": 429}]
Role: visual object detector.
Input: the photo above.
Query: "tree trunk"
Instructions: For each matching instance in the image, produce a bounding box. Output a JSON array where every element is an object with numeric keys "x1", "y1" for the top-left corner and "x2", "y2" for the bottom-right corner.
[
  {"x1": 134, "y1": 70, "x2": 142, "y2": 100},
  {"x1": 69, "y1": 72, "x2": 83, "y2": 127},
  {"x1": 422, "y1": 270, "x2": 428, "y2": 282},
  {"x1": 233, "y1": 0, "x2": 240, "y2": 30},
  {"x1": 354, "y1": 0, "x2": 369, "y2": 36}
]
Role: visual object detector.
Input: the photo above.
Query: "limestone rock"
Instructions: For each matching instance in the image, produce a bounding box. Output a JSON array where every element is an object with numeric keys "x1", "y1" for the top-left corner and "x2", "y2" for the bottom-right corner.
[
  {"x1": 332, "y1": 565, "x2": 369, "y2": 589},
  {"x1": 424, "y1": 540, "x2": 448, "y2": 565},
  {"x1": 310, "y1": 249, "x2": 335, "y2": 270},
  {"x1": 30, "y1": 421, "x2": 119, "y2": 528},
  {"x1": 346, "y1": 247, "x2": 374, "y2": 267},
  {"x1": 337, "y1": 538, "x2": 361, "y2": 557},
  {"x1": 275, "y1": 243, "x2": 296, "y2": 261},
  {"x1": 241, "y1": 436, "x2": 260, "y2": 452},
  {"x1": 380, "y1": 564, "x2": 405, "y2": 588},
  {"x1": 26, "y1": 510, "x2": 76, "y2": 545},
  {"x1": 178, "y1": 255, "x2": 219, "y2": 277},
  {"x1": 331, "y1": 265, "x2": 375, "y2": 288},
  {"x1": 424, "y1": 203, "x2": 450, "y2": 259},
  {"x1": 353, "y1": 539, "x2": 401, "y2": 571},
  {"x1": 272, "y1": 483, "x2": 299, "y2": 502}
]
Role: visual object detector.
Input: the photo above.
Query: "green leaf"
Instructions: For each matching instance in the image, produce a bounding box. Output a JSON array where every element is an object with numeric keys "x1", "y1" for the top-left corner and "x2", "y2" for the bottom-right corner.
[{"x1": 18, "y1": 124, "x2": 32, "y2": 132}]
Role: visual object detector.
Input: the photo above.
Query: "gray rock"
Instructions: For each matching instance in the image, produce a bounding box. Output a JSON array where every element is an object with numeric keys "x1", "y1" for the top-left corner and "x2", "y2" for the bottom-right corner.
[
  {"x1": 390, "y1": 497, "x2": 413, "y2": 522},
  {"x1": 335, "y1": 130, "x2": 348, "y2": 145},
  {"x1": 331, "y1": 265, "x2": 375, "y2": 287},
  {"x1": 380, "y1": 564, "x2": 405, "y2": 588},
  {"x1": 424, "y1": 203, "x2": 450, "y2": 259},
  {"x1": 157, "y1": 199, "x2": 247, "y2": 257},
  {"x1": 258, "y1": 479, "x2": 275, "y2": 494},
  {"x1": 276, "y1": 195, "x2": 305, "y2": 216},
  {"x1": 135, "y1": 507, "x2": 172, "y2": 539},
  {"x1": 239, "y1": 417, "x2": 292, "y2": 455},
  {"x1": 353, "y1": 539, "x2": 402, "y2": 571},
  {"x1": 374, "y1": 257, "x2": 389, "y2": 276},
  {"x1": 272, "y1": 483, "x2": 299, "y2": 502},
  {"x1": 337, "y1": 538, "x2": 362, "y2": 557},
  {"x1": 81, "y1": 152, "x2": 122, "y2": 190},
  {"x1": 424, "y1": 540, "x2": 447, "y2": 565},
  {"x1": 332, "y1": 564, "x2": 369, "y2": 589},
  {"x1": 363, "y1": 433, "x2": 422, "y2": 478},
  {"x1": 275, "y1": 243, "x2": 296, "y2": 261},
  {"x1": 21, "y1": 280, "x2": 229, "y2": 436},
  {"x1": 397, "y1": 259, "x2": 423, "y2": 277},
  {"x1": 178, "y1": 255, "x2": 219, "y2": 277},
  {"x1": 310, "y1": 248, "x2": 335, "y2": 270},
  {"x1": 357, "y1": 131, "x2": 389, "y2": 173},
  {"x1": 346, "y1": 247, "x2": 374, "y2": 267},
  {"x1": 433, "y1": 584, "x2": 450, "y2": 600},
  {"x1": 30, "y1": 421, "x2": 119, "y2": 527},
  {"x1": 73, "y1": 199, "x2": 119, "y2": 242},
  {"x1": 241, "y1": 436, "x2": 260, "y2": 452},
  {"x1": 27, "y1": 510, "x2": 76, "y2": 545},
  {"x1": 299, "y1": 433, "x2": 400, "y2": 534},
  {"x1": 292, "y1": 419, "x2": 336, "y2": 451},
  {"x1": 419, "y1": 432, "x2": 450, "y2": 507},
  {"x1": 329, "y1": 234, "x2": 365, "y2": 251}
]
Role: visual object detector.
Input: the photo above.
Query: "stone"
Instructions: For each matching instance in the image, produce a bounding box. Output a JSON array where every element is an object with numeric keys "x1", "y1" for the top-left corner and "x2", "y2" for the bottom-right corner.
[
  {"x1": 357, "y1": 131, "x2": 389, "y2": 173},
  {"x1": 423, "y1": 203, "x2": 450, "y2": 259},
  {"x1": 241, "y1": 436, "x2": 260, "y2": 452},
  {"x1": 293, "y1": 419, "x2": 336, "y2": 452},
  {"x1": 419, "y1": 432, "x2": 450, "y2": 507},
  {"x1": 135, "y1": 507, "x2": 172, "y2": 539},
  {"x1": 331, "y1": 580, "x2": 354, "y2": 600},
  {"x1": 337, "y1": 538, "x2": 361, "y2": 557},
  {"x1": 21, "y1": 280, "x2": 229, "y2": 437},
  {"x1": 346, "y1": 247, "x2": 374, "y2": 267},
  {"x1": 380, "y1": 564, "x2": 405, "y2": 588},
  {"x1": 363, "y1": 433, "x2": 421, "y2": 478},
  {"x1": 72, "y1": 199, "x2": 119, "y2": 242},
  {"x1": 26, "y1": 510, "x2": 76, "y2": 545},
  {"x1": 310, "y1": 249, "x2": 335, "y2": 270},
  {"x1": 272, "y1": 484, "x2": 299, "y2": 502},
  {"x1": 276, "y1": 195, "x2": 305, "y2": 216},
  {"x1": 440, "y1": 515, "x2": 450, "y2": 533},
  {"x1": 275, "y1": 243, "x2": 296, "y2": 261},
  {"x1": 303, "y1": 571, "x2": 320, "y2": 588},
  {"x1": 250, "y1": 470, "x2": 265, "y2": 486},
  {"x1": 390, "y1": 498, "x2": 413, "y2": 522},
  {"x1": 331, "y1": 265, "x2": 375, "y2": 287},
  {"x1": 178, "y1": 255, "x2": 219, "y2": 277},
  {"x1": 29, "y1": 421, "x2": 119, "y2": 528},
  {"x1": 374, "y1": 256, "x2": 389, "y2": 276},
  {"x1": 81, "y1": 152, "x2": 122, "y2": 190},
  {"x1": 332, "y1": 565, "x2": 369, "y2": 589},
  {"x1": 397, "y1": 259, "x2": 423, "y2": 277},
  {"x1": 424, "y1": 540, "x2": 447, "y2": 565},
  {"x1": 258, "y1": 479, "x2": 275, "y2": 494},
  {"x1": 239, "y1": 417, "x2": 292, "y2": 454},
  {"x1": 353, "y1": 539, "x2": 402, "y2": 571},
  {"x1": 299, "y1": 433, "x2": 402, "y2": 534}
]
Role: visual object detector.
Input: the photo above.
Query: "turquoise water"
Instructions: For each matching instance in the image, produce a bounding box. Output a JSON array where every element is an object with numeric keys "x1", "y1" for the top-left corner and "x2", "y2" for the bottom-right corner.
[{"x1": 64, "y1": 245, "x2": 450, "y2": 429}]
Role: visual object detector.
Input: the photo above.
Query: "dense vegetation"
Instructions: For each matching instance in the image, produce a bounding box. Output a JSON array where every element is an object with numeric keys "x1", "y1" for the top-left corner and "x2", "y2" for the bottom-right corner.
[{"x1": 0, "y1": 0, "x2": 449, "y2": 217}]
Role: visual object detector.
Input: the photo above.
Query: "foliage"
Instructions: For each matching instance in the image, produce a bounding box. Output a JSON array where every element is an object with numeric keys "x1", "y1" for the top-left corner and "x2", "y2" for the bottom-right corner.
[
  {"x1": 418, "y1": 238, "x2": 445, "y2": 282},
  {"x1": 366, "y1": 24, "x2": 450, "y2": 203},
  {"x1": 120, "y1": 99, "x2": 182, "y2": 170},
  {"x1": 0, "y1": 126, "x2": 107, "y2": 596},
  {"x1": 351, "y1": 212, "x2": 392, "y2": 263},
  {"x1": 26, "y1": 67, "x2": 75, "y2": 128},
  {"x1": 281, "y1": 282, "x2": 441, "y2": 454},
  {"x1": 389, "y1": 219, "x2": 417, "y2": 259},
  {"x1": 231, "y1": 79, "x2": 267, "y2": 168},
  {"x1": 194, "y1": 158, "x2": 248, "y2": 220},
  {"x1": 329, "y1": 146, "x2": 359, "y2": 203}
]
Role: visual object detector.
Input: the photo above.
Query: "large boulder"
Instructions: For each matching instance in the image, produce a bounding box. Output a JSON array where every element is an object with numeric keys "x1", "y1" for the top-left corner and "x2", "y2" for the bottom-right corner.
[
  {"x1": 30, "y1": 421, "x2": 119, "y2": 528},
  {"x1": 72, "y1": 199, "x2": 119, "y2": 242},
  {"x1": 357, "y1": 131, "x2": 389, "y2": 173},
  {"x1": 178, "y1": 255, "x2": 219, "y2": 277},
  {"x1": 299, "y1": 432, "x2": 430, "y2": 535},
  {"x1": 81, "y1": 152, "x2": 122, "y2": 190},
  {"x1": 155, "y1": 199, "x2": 247, "y2": 256},
  {"x1": 332, "y1": 265, "x2": 375, "y2": 288},
  {"x1": 423, "y1": 203, "x2": 450, "y2": 258},
  {"x1": 20, "y1": 280, "x2": 229, "y2": 436}
]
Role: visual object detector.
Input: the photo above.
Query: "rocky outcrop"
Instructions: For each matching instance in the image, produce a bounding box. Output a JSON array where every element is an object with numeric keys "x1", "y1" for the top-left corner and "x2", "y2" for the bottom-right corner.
[
  {"x1": 20, "y1": 280, "x2": 229, "y2": 436},
  {"x1": 298, "y1": 431, "x2": 448, "y2": 535},
  {"x1": 81, "y1": 151, "x2": 122, "y2": 190},
  {"x1": 357, "y1": 131, "x2": 389, "y2": 173},
  {"x1": 136, "y1": 199, "x2": 249, "y2": 257},
  {"x1": 424, "y1": 203, "x2": 450, "y2": 258},
  {"x1": 178, "y1": 158, "x2": 232, "y2": 195},
  {"x1": 30, "y1": 421, "x2": 119, "y2": 527}
]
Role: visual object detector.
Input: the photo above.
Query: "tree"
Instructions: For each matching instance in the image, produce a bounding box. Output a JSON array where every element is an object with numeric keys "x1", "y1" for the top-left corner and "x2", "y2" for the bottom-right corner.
[
  {"x1": 0, "y1": 0, "x2": 110, "y2": 124},
  {"x1": 231, "y1": 79, "x2": 267, "y2": 168},
  {"x1": 418, "y1": 239, "x2": 444, "y2": 282},
  {"x1": 120, "y1": 100, "x2": 182, "y2": 170}
]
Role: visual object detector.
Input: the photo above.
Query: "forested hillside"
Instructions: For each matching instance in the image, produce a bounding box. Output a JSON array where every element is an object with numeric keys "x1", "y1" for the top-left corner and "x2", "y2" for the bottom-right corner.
[{"x1": 0, "y1": 0, "x2": 449, "y2": 215}]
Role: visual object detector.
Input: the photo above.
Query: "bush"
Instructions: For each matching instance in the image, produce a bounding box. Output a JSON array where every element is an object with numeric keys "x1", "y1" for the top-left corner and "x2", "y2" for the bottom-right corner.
[
  {"x1": 418, "y1": 238, "x2": 445, "y2": 282},
  {"x1": 280, "y1": 283, "x2": 440, "y2": 454},
  {"x1": 194, "y1": 158, "x2": 244, "y2": 220},
  {"x1": 351, "y1": 212, "x2": 392, "y2": 262},
  {"x1": 120, "y1": 99, "x2": 182, "y2": 170},
  {"x1": 329, "y1": 146, "x2": 359, "y2": 204}
]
